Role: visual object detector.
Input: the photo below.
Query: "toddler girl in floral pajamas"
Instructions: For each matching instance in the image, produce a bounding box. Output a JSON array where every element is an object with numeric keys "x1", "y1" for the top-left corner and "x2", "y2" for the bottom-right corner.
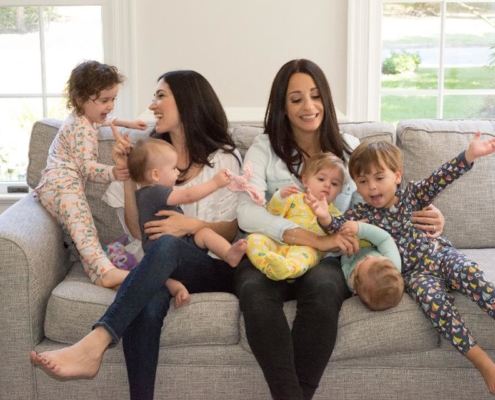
[
  {"x1": 310, "y1": 135, "x2": 495, "y2": 394},
  {"x1": 34, "y1": 60, "x2": 146, "y2": 288}
]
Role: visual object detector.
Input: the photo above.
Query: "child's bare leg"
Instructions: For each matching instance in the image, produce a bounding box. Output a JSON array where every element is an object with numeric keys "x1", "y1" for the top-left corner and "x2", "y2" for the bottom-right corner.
[
  {"x1": 166, "y1": 278, "x2": 190, "y2": 309},
  {"x1": 465, "y1": 344, "x2": 495, "y2": 394},
  {"x1": 194, "y1": 228, "x2": 247, "y2": 267},
  {"x1": 30, "y1": 326, "x2": 112, "y2": 380},
  {"x1": 95, "y1": 267, "x2": 129, "y2": 289}
]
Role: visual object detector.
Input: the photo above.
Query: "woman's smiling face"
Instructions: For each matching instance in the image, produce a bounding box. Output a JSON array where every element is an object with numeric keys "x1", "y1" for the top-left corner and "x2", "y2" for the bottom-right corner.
[
  {"x1": 285, "y1": 72, "x2": 324, "y2": 137},
  {"x1": 148, "y1": 79, "x2": 182, "y2": 134}
]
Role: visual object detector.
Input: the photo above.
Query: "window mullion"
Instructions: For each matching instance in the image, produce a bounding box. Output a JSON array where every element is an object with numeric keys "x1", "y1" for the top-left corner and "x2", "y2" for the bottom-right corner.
[
  {"x1": 437, "y1": 0, "x2": 447, "y2": 118},
  {"x1": 38, "y1": 5, "x2": 48, "y2": 117}
]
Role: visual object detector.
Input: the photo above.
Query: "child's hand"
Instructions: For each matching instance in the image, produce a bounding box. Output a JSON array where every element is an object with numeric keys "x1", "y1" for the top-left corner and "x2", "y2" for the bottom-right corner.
[
  {"x1": 174, "y1": 287, "x2": 191, "y2": 309},
  {"x1": 127, "y1": 119, "x2": 148, "y2": 131},
  {"x1": 212, "y1": 168, "x2": 232, "y2": 188},
  {"x1": 280, "y1": 184, "x2": 301, "y2": 198},
  {"x1": 340, "y1": 221, "x2": 359, "y2": 237},
  {"x1": 113, "y1": 164, "x2": 130, "y2": 181},
  {"x1": 465, "y1": 131, "x2": 495, "y2": 164},
  {"x1": 110, "y1": 123, "x2": 132, "y2": 165},
  {"x1": 304, "y1": 189, "x2": 331, "y2": 221}
]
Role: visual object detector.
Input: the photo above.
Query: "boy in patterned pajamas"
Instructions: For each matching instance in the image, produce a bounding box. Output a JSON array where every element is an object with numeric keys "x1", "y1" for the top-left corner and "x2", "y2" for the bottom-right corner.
[
  {"x1": 307, "y1": 134, "x2": 495, "y2": 394},
  {"x1": 34, "y1": 61, "x2": 146, "y2": 288}
]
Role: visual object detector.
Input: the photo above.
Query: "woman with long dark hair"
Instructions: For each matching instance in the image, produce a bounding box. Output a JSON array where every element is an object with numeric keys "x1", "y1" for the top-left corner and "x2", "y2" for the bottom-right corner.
[{"x1": 31, "y1": 70, "x2": 241, "y2": 400}]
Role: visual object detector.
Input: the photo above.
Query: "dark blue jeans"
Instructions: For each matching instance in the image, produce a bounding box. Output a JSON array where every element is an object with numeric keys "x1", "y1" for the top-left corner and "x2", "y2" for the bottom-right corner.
[
  {"x1": 234, "y1": 256, "x2": 351, "y2": 400},
  {"x1": 94, "y1": 235, "x2": 235, "y2": 400}
]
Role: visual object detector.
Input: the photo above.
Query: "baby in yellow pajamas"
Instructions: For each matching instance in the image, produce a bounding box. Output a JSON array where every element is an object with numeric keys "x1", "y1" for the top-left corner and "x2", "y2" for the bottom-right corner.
[
  {"x1": 34, "y1": 61, "x2": 146, "y2": 288},
  {"x1": 247, "y1": 152, "x2": 345, "y2": 280}
]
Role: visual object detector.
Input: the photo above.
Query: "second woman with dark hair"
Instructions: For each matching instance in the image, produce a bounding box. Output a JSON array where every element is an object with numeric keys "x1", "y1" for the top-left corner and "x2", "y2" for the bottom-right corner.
[
  {"x1": 30, "y1": 70, "x2": 242, "y2": 400},
  {"x1": 234, "y1": 59, "x2": 446, "y2": 399}
]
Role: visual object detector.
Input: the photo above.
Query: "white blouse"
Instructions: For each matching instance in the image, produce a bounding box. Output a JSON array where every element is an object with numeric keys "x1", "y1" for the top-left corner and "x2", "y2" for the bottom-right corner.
[{"x1": 102, "y1": 149, "x2": 242, "y2": 259}]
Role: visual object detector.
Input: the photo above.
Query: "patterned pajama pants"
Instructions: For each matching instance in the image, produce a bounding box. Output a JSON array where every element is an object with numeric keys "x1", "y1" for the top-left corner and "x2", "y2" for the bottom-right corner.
[
  {"x1": 404, "y1": 245, "x2": 495, "y2": 354},
  {"x1": 246, "y1": 233, "x2": 321, "y2": 280},
  {"x1": 38, "y1": 184, "x2": 115, "y2": 283}
]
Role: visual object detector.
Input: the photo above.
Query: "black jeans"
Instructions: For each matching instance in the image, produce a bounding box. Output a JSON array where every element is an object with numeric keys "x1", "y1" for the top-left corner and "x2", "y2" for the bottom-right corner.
[
  {"x1": 94, "y1": 235, "x2": 235, "y2": 400},
  {"x1": 234, "y1": 256, "x2": 350, "y2": 400}
]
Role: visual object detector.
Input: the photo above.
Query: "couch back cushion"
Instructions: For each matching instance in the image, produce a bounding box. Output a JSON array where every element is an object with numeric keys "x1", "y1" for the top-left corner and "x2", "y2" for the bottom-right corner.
[
  {"x1": 396, "y1": 119, "x2": 495, "y2": 248},
  {"x1": 231, "y1": 121, "x2": 396, "y2": 157},
  {"x1": 27, "y1": 119, "x2": 151, "y2": 246},
  {"x1": 27, "y1": 120, "x2": 395, "y2": 246}
]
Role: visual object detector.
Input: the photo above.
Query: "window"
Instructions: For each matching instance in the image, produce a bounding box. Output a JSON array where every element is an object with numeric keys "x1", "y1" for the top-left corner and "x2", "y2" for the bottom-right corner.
[
  {"x1": 347, "y1": 0, "x2": 495, "y2": 124},
  {"x1": 0, "y1": 0, "x2": 134, "y2": 189}
]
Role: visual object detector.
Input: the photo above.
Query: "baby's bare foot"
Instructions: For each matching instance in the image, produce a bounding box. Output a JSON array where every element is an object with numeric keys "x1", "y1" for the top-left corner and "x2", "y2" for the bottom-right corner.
[
  {"x1": 30, "y1": 328, "x2": 111, "y2": 380},
  {"x1": 225, "y1": 239, "x2": 247, "y2": 267},
  {"x1": 174, "y1": 288, "x2": 191, "y2": 309}
]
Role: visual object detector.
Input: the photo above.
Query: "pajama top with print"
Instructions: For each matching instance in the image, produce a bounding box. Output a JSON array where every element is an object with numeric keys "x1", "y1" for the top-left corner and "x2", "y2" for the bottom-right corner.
[{"x1": 328, "y1": 150, "x2": 495, "y2": 354}]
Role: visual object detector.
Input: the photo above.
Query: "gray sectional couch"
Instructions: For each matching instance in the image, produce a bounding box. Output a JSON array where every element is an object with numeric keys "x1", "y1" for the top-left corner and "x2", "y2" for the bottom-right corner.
[{"x1": 0, "y1": 118, "x2": 494, "y2": 400}]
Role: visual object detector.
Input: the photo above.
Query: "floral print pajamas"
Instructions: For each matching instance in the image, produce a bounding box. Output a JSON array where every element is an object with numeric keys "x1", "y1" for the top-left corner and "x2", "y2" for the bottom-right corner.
[{"x1": 35, "y1": 113, "x2": 116, "y2": 283}]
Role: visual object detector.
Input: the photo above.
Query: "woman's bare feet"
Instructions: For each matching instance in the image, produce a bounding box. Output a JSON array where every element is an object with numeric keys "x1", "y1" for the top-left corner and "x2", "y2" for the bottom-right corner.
[
  {"x1": 224, "y1": 239, "x2": 247, "y2": 267},
  {"x1": 174, "y1": 287, "x2": 191, "y2": 308},
  {"x1": 466, "y1": 344, "x2": 495, "y2": 394},
  {"x1": 30, "y1": 327, "x2": 112, "y2": 380}
]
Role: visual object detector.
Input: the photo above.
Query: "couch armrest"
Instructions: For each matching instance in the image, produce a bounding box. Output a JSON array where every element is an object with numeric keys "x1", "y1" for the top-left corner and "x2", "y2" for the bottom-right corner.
[{"x1": 0, "y1": 194, "x2": 70, "y2": 398}]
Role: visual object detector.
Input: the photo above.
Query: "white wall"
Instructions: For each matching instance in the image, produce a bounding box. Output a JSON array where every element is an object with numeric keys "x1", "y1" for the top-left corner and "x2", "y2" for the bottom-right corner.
[{"x1": 133, "y1": 0, "x2": 348, "y2": 123}]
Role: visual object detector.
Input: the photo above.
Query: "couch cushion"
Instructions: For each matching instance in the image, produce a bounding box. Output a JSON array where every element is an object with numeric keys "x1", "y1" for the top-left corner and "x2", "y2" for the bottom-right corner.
[
  {"x1": 27, "y1": 118, "x2": 151, "y2": 246},
  {"x1": 339, "y1": 121, "x2": 396, "y2": 144},
  {"x1": 396, "y1": 119, "x2": 495, "y2": 248},
  {"x1": 231, "y1": 122, "x2": 396, "y2": 159},
  {"x1": 231, "y1": 125, "x2": 263, "y2": 158},
  {"x1": 44, "y1": 264, "x2": 240, "y2": 347}
]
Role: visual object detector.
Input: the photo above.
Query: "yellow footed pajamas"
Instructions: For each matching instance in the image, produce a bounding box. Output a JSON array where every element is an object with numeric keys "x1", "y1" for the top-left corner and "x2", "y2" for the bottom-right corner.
[{"x1": 247, "y1": 233, "x2": 321, "y2": 280}]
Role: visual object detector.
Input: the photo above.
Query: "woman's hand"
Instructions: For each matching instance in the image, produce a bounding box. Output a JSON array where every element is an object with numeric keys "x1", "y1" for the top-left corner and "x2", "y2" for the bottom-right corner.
[
  {"x1": 315, "y1": 233, "x2": 359, "y2": 257},
  {"x1": 143, "y1": 210, "x2": 197, "y2": 240},
  {"x1": 411, "y1": 204, "x2": 445, "y2": 239}
]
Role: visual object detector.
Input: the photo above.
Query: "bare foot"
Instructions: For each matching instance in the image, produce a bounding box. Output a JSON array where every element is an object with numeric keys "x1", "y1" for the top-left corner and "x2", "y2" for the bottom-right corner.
[
  {"x1": 224, "y1": 239, "x2": 247, "y2": 267},
  {"x1": 479, "y1": 359, "x2": 495, "y2": 394},
  {"x1": 95, "y1": 268, "x2": 129, "y2": 289},
  {"x1": 30, "y1": 327, "x2": 112, "y2": 380},
  {"x1": 174, "y1": 287, "x2": 191, "y2": 308},
  {"x1": 465, "y1": 344, "x2": 495, "y2": 394}
]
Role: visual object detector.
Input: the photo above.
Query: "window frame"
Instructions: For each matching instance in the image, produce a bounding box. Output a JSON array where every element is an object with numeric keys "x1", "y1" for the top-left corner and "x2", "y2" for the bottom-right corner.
[
  {"x1": 347, "y1": 0, "x2": 495, "y2": 122},
  {"x1": 0, "y1": 0, "x2": 136, "y2": 192}
]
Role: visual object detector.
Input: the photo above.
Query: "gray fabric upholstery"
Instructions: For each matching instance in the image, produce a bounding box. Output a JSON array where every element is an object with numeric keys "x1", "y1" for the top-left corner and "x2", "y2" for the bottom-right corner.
[
  {"x1": 397, "y1": 119, "x2": 495, "y2": 248},
  {"x1": 1, "y1": 118, "x2": 494, "y2": 400}
]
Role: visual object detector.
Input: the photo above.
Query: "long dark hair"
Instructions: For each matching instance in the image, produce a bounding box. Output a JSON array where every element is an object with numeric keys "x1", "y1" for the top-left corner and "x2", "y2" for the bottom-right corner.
[
  {"x1": 150, "y1": 70, "x2": 239, "y2": 181},
  {"x1": 264, "y1": 59, "x2": 351, "y2": 178}
]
